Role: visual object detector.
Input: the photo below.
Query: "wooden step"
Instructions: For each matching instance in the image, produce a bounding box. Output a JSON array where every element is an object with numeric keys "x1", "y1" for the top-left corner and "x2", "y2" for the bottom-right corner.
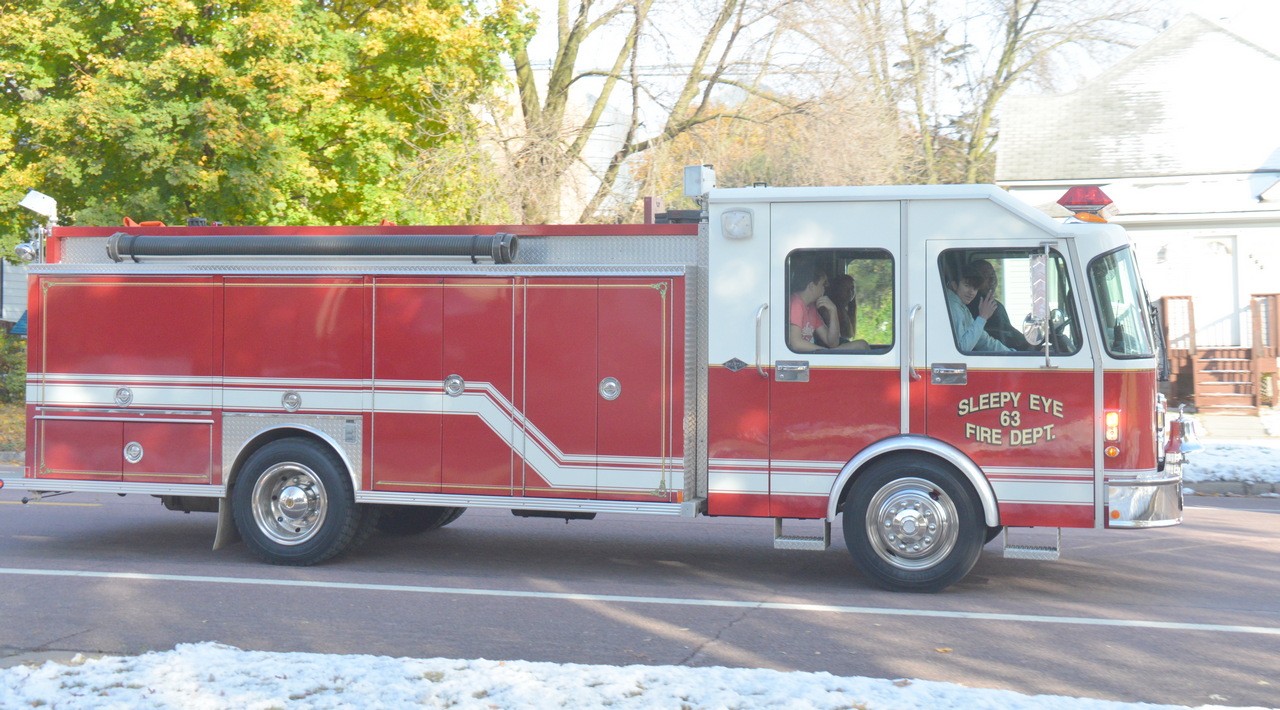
[
  {"x1": 1195, "y1": 405, "x2": 1258, "y2": 414},
  {"x1": 1194, "y1": 394, "x2": 1256, "y2": 410},
  {"x1": 1196, "y1": 374, "x2": 1252, "y2": 382},
  {"x1": 1197, "y1": 383, "x2": 1251, "y2": 392}
]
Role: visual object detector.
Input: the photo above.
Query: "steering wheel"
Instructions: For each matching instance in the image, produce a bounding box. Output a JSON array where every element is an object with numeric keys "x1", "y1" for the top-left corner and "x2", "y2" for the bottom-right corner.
[{"x1": 1049, "y1": 308, "x2": 1074, "y2": 352}]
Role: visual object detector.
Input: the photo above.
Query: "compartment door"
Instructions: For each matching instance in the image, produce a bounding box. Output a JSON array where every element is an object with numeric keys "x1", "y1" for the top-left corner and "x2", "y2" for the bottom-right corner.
[
  {"x1": 371, "y1": 277, "x2": 444, "y2": 492},
  {"x1": 121, "y1": 421, "x2": 213, "y2": 484},
  {"x1": 522, "y1": 277, "x2": 598, "y2": 499},
  {"x1": 440, "y1": 277, "x2": 516, "y2": 496},
  {"x1": 597, "y1": 277, "x2": 683, "y2": 503},
  {"x1": 36, "y1": 419, "x2": 123, "y2": 481}
]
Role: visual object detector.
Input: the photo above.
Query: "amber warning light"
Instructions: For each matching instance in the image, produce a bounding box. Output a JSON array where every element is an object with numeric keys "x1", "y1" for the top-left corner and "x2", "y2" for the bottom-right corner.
[{"x1": 1058, "y1": 186, "x2": 1117, "y2": 223}]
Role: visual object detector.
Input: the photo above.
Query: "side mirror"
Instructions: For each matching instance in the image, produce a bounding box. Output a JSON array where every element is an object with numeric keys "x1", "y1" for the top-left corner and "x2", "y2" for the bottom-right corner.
[{"x1": 1021, "y1": 314, "x2": 1045, "y2": 346}]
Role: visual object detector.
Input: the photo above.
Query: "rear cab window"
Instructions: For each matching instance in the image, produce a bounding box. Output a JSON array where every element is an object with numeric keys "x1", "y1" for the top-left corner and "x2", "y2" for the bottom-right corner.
[{"x1": 784, "y1": 249, "x2": 894, "y2": 354}]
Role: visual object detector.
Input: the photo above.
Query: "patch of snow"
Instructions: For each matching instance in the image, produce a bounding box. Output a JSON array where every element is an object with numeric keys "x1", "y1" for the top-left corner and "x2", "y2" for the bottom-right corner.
[
  {"x1": 1167, "y1": 415, "x2": 1280, "y2": 484},
  {"x1": 1261, "y1": 412, "x2": 1280, "y2": 437},
  {"x1": 1181, "y1": 437, "x2": 1280, "y2": 483},
  {"x1": 0, "y1": 643, "x2": 1273, "y2": 710}
]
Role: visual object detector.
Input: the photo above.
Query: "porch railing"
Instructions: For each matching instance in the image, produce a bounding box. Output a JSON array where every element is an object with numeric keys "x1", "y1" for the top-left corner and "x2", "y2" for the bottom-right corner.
[{"x1": 1253, "y1": 294, "x2": 1279, "y2": 407}]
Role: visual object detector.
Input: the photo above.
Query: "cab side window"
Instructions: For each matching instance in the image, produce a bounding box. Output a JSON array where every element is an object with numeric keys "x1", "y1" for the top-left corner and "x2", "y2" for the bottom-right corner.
[
  {"x1": 785, "y1": 249, "x2": 893, "y2": 354},
  {"x1": 939, "y1": 248, "x2": 1081, "y2": 355}
]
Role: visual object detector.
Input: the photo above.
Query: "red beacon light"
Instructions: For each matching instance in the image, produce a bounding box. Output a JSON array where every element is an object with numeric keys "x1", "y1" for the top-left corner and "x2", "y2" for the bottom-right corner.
[{"x1": 1058, "y1": 186, "x2": 1117, "y2": 223}]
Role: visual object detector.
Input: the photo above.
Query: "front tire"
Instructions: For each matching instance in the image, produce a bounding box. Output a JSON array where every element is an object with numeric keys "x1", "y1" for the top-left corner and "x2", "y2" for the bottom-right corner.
[
  {"x1": 843, "y1": 456, "x2": 984, "y2": 593},
  {"x1": 232, "y1": 438, "x2": 369, "y2": 566}
]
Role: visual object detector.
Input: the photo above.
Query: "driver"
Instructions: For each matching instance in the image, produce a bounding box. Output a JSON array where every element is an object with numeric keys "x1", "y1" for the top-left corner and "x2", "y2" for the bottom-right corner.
[
  {"x1": 966, "y1": 260, "x2": 1035, "y2": 350},
  {"x1": 946, "y1": 262, "x2": 1012, "y2": 352}
]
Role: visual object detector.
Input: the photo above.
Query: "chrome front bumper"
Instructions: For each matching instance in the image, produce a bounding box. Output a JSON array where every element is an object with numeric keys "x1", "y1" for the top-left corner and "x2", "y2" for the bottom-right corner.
[{"x1": 1105, "y1": 457, "x2": 1184, "y2": 528}]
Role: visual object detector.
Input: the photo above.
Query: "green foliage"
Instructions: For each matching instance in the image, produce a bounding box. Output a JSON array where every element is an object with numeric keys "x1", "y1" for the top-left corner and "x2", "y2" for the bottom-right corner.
[
  {"x1": 846, "y1": 258, "x2": 894, "y2": 344},
  {"x1": 0, "y1": 334, "x2": 25, "y2": 404},
  {"x1": 0, "y1": 0, "x2": 530, "y2": 243}
]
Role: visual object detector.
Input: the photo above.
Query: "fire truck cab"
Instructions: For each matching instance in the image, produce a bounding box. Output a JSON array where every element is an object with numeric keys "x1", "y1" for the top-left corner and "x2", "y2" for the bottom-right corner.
[
  {"x1": 3, "y1": 170, "x2": 1182, "y2": 592},
  {"x1": 705, "y1": 175, "x2": 1180, "y2": 590}
]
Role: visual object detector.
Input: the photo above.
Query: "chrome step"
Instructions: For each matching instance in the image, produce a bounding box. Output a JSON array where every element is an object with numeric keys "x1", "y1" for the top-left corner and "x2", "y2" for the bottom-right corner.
[
  {"x1": 773, "y1": 518, "x2": 830, "y2": 550},
  {"x1": 1003, "y1": 527, "x2": 1061, "y2": 560}
]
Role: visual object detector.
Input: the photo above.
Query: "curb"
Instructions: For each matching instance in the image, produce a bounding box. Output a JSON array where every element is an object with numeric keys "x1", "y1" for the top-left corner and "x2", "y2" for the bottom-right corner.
[
  {"x1": 1183, "y1": 480, "x2": 1279, "y2": 497},
  {"x1": 0, "y1": 649, "x2": 102, "y2": 670}
]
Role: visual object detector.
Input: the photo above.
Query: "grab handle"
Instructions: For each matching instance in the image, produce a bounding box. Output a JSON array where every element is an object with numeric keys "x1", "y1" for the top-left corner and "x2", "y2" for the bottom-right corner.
[
  {"x1": 755, "y1": 303, "x2": 769, "y2": 378},
  {"x1": 908, "y1": 304, "x2": 922, "y2": 381}
]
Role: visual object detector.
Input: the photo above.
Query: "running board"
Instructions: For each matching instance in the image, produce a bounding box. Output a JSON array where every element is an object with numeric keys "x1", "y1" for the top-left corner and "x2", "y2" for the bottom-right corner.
[
  {"x1": 1002, "y1": 527, "x2": 1061, "y2": 560},
  {"x1": 773, "y1": 518, "x2": 830, "y2": 550}
]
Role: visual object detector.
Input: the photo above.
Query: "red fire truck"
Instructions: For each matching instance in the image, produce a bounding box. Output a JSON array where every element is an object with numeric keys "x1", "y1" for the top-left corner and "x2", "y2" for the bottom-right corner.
[{"x1": 2, "y1": 169, "x2": 1187, "y2": 592}]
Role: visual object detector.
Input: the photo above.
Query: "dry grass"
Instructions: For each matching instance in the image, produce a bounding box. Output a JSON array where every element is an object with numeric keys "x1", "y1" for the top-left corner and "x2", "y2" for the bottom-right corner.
[{"x1": 0, "y1": 402, "x2": 24, "y2": 452}]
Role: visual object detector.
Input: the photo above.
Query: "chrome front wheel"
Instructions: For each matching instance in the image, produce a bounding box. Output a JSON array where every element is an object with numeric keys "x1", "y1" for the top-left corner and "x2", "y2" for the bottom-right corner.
[
  {"x1": 844, "y1": 456, "x2": 984, "y2": 593},
  {"x1": 863, "y1": 477, "x2": 959, "y2": 571}
]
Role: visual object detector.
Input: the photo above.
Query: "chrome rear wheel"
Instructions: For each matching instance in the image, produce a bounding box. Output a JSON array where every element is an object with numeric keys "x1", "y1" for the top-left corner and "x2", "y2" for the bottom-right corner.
[
  {"x1": 233, "y1": 438, "x2": 369, "y2": 566},
  {"x1": 250, "y1": 462, "x2": 329, "y2": 545}
]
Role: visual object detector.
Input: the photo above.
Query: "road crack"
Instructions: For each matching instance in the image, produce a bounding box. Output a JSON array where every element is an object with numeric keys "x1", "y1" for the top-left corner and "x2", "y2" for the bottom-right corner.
[{"x1": 677, "y1": 606, "x2": 754, "y2": 666}]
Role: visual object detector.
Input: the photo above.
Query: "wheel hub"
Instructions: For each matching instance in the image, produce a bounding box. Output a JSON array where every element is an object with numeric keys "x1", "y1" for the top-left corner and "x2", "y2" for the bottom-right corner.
[
  {"x1": 866, "y1": 477, "x2": 958, "y2": 569},
  {"x1": 277, "y1": 484, "x2": 312, "y2": 520},
  {"x1": 885, "y1": 500, "x2": 939, "y2": 556},
  {"x1": 249, "y1": 464, "x2": 329, "y2": 545}
]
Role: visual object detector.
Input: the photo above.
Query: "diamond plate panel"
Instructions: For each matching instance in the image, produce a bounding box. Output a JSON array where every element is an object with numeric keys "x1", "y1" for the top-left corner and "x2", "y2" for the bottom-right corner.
[
  {"x1": 515, "y1": 234, "x2": 701, "y2": 266},
  {"x1": 222, "y1": 413, "x2": 363, "y2": 490},
  {"x1": 61, "y1": 237, "x2": 112, "y2": 264},
  {"x1": 1002, "y1": 545, "x2": 1061, "y2": 560}
]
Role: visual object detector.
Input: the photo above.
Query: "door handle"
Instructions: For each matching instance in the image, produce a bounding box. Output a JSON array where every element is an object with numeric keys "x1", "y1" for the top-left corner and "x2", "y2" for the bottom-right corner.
[
  {"x1": 931, "y1": 363, "x2": 968, "y2": 385},
  {"x1": 755, "y1": 303, "x2": 769, "y2": 378},
  {"x1": 775, "y1": 360, "x2": 810, "y2": 382},
  {"x1": 908, "y1": 304, "x2": 922, "y2": 381}
]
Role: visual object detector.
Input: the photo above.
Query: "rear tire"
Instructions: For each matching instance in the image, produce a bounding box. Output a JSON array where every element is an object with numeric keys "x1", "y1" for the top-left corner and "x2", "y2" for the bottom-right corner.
[
  {"x1": 375, "y1": 505, "x2": 466, "y2": 536},
  {"x1": 232, "y1": 438, "x2": 369, "y2": 566},
  {"x1": 843, "y1": 455, "x2": 984, "y2": 593}
]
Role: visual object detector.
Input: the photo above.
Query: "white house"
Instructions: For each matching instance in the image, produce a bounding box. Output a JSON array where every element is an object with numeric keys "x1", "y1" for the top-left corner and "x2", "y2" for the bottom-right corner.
[{"x1": 996, "y1": 14, "x2": 1280, "y2": 411}]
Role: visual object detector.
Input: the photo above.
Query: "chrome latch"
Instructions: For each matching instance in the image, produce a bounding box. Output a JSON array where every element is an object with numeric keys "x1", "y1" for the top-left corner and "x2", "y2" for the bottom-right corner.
[
  {"x1": 775, "y1": 360, "x2": 810, "y2": 382},
  {"x1": 931, "y1": 363, "x2": 968, "y2": 385}
]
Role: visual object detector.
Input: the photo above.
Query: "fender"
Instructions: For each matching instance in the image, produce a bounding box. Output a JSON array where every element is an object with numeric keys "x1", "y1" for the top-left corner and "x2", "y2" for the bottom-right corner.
[{"x1": 826, "y1": 434, "x2": 1000, "y2": 527}]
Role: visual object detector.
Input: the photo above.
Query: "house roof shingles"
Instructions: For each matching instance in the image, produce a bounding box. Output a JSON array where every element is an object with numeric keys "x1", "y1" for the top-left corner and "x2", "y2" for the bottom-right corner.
[{"x1": 996, "y1": 15, "x2": 1280, "y2": 184}]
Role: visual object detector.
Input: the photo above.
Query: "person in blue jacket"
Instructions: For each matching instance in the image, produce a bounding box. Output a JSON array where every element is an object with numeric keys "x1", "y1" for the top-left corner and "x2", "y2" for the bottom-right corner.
[
  {"x1": 965, "y1": 259, "x2": 1034, "y2": 350},
  {"x1": 946, "y1": 262, "x2": 1012, "y2": 352}
]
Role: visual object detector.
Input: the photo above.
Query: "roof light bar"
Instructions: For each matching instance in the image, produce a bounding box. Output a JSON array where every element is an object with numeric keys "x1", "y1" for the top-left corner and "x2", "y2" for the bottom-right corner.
[{"x1": 1058, "y1": 186, "x2": 1117, "y2": 222}]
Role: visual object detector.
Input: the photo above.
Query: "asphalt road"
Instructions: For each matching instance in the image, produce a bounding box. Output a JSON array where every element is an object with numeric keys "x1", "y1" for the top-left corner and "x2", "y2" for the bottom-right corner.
[{"x1": 0, "y1": 481, "x2": 1276, "y2": 708}]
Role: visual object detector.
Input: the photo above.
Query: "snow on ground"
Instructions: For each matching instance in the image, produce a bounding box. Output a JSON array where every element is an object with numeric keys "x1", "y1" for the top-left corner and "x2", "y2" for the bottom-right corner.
[
  {"x1": 1181, "y1": 417, "x2": 1280, "y2": 484},
  {"x1": 1182, "y1": 437, "x2": 1280, "y2": 484},
  {"x1": 0, "y1": 642, "x2": 1272, "y2": 710},
  {"x1": 1262, "y1": 411, "x2": 1280, "y2": 438}
]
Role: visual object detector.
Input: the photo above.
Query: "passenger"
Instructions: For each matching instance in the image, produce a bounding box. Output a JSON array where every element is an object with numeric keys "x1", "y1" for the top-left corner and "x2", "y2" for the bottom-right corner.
[
  {"x1": 966, "y1": 260, "x2": 1034, "y2": 350},
  {"x1": 788, "y1": 261, "x2": 868, "y2": 352},
  {"x1": 828, "y1": 274, "x2": 858, "y2": 342},
  {"x1": 946, "y1": 262, "x2": 1012, "y2": 352}
]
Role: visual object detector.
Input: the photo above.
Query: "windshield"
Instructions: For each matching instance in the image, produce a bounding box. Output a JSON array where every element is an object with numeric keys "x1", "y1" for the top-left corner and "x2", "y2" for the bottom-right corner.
[{"x1": 1088, "y1": 247, "x2": 1156, "y2": 358}]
